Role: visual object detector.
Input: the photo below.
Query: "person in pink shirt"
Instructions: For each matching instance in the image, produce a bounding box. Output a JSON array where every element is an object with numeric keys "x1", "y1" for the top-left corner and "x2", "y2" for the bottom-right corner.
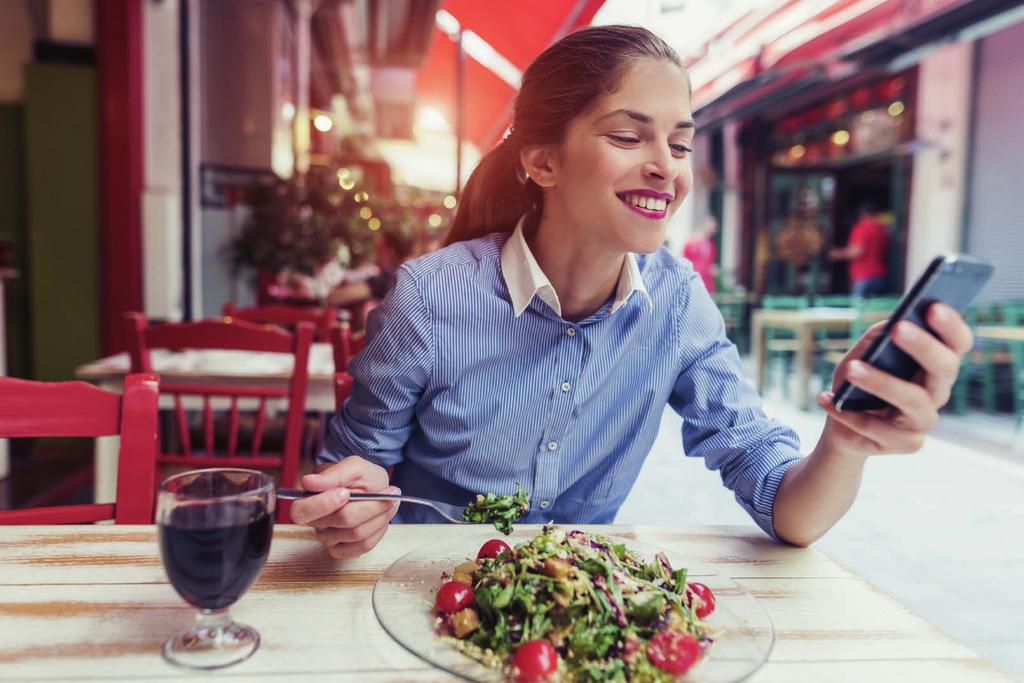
[{"x1": 682, "y1": 216, "x2": 718, "y2": 292}]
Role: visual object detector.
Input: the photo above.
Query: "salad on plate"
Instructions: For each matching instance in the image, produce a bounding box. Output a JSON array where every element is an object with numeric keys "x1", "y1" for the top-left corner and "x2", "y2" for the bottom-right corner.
[{"x1": 433, "y1": 526, "x2": 717, "y2": 681}]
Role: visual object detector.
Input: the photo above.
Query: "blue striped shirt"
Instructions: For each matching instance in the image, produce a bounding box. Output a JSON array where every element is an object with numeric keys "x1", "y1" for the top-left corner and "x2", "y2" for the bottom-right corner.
[{"x1": 320, "y1": 230, "x2": 802, "y2": 539}]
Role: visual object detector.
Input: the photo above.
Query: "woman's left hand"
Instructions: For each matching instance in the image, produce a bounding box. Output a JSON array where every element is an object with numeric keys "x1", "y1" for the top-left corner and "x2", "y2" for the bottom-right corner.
[{"x1": 816, "y1": 303, "x2": 975, "y2": 457}]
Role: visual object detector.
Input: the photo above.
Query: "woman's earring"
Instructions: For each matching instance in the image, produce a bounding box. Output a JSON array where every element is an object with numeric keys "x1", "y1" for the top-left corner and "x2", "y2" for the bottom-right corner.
[{"x1": 516, "y1": 164, "x2": 529, "y2": 185}]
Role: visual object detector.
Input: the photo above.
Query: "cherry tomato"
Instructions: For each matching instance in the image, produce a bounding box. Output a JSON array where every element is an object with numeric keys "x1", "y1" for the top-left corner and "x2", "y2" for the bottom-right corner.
[
  {"x1": 687, "y1": 582, "x2": 716, "y2": 619},
  {"x1": 435, "y1": 581, "x2": 474, "y2": 614},
  {"x1": 477, "y1": 539, "x2": 512, "y2": 561},
  {"x1": 646, "y1": 629, "x2": 701, "y2": 675},
  {"x1": 512, "y1": 639, "x2": 558, "y2": 681}
]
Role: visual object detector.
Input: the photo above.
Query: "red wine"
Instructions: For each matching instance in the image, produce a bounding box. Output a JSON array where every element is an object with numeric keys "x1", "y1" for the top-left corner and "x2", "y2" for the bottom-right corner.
[{"x1": 159, "y1": 501, "x2": 273, "y2": 610}]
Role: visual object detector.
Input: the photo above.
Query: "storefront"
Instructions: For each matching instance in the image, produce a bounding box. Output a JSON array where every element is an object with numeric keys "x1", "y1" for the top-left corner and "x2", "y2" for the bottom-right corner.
[{"x1": 747, "y1": 71, "x2": 916, "y2": 297}]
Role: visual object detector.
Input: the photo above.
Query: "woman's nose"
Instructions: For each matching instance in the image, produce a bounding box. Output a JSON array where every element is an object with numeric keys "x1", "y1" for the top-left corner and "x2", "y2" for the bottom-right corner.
[{"x1": 643, "y1": 153, "x2": 678, "y2": 182}]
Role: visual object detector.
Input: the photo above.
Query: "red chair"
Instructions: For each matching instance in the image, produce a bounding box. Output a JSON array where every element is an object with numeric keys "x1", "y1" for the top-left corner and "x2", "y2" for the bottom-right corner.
[
  {"x1": 223, "y1": 302, "x2": 337, "y2": 342},
  {"x1": 127, "y1": 313, "x2": 314, "y2": 521},
  {"x1": 329, "y1": 322, "x2": 366, "y2": 372},
  {"x1": 0, "y1": 374, "x2": 160, "y2": 524}
]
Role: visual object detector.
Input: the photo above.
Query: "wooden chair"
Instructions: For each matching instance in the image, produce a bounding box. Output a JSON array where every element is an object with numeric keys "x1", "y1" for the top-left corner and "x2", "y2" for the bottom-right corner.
[
  {"x1": 223, "y1": 302, "x2": 338, "y2": 342},
  {"x1": 329, "y1": 322, "x2": 366, "y2": 372},
  {"x1": 0, "y1": 374, "x2": 160, "y2": 524},
  {"x1": 126, "y1": 313, "x2": 314, "y2": 521}
]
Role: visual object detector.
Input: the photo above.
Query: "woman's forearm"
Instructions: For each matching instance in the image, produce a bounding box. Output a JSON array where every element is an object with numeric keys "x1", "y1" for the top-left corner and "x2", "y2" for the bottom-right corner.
[{"x1": 772, "y1": 422, "x2": 870, "y2": 546}]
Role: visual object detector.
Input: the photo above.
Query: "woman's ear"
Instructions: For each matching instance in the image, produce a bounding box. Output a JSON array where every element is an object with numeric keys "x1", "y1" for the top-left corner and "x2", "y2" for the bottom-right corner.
[{"x1": 519, "y1": 145, "x2": 558, "y2": 187}]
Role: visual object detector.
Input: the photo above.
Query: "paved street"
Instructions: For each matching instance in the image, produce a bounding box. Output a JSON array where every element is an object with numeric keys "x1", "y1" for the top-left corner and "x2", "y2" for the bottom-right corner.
[{"x1": 618, "y1": 402, "x2": 1024, "y2": 681}]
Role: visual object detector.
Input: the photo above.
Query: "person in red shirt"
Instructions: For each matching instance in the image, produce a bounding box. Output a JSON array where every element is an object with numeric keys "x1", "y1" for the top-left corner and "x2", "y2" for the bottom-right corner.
[
  {"x1": 830, "y1": 203, "x2": 890, "y2": 298},
  {"x1": 682, "y1": 215, "x2": 718, "y2": 292}
]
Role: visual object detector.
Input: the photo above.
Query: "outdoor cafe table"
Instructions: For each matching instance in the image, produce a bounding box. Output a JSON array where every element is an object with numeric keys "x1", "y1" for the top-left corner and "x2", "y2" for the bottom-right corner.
[
  {"x1": 74, "y1": 345, "x2": 338, "y2": 504},
  {"x1": 975, "y1": 325, "x2": 1024, "y2": 343},
  {"x1": 0, "y1": 524, "x2": 1011, "y2": 682},
  {"x1": 750, "y1": 307, "x2": 888, "y2": 411}
]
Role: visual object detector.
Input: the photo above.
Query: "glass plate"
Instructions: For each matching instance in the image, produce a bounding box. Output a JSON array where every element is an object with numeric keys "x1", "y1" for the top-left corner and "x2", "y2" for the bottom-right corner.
[{"x1": 373, "y1": 528, "x2": 774, "y2": 682}]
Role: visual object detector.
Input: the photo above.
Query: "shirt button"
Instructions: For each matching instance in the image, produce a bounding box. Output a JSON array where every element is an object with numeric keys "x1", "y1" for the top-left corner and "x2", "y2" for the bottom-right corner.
[
  {"x1": 560, "y1": 382, "x2": 571, "y2": 392},
  {"x1": 539, "y1": 501, "x2": 550, "y2": 509},
  {"x1": 547, "y1": 441, "x2": 558, "y2": 451},
  {"x1": 565, "y1": 328, "x2": 576, "y2": 337}
]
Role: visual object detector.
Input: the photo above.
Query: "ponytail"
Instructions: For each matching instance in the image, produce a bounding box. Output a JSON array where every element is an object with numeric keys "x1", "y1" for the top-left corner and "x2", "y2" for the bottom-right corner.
[{"x1": 445, "y1": 137, "x2": 539, "y2": 246}]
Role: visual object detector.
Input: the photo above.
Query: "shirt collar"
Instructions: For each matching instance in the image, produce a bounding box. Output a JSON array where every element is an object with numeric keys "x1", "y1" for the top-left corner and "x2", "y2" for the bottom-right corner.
[{"x1": 500, "y1": 216, "x2": 653, "y2": 318}]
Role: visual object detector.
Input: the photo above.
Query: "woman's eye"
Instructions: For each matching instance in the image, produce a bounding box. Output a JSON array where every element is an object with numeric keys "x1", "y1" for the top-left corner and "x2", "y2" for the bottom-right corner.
[
  {"x1": 670, "y1": 144, "x2": 692, "y2": 156},
  {"x1": 606, "y1": 134, "x2": 641, "y2": 145}
]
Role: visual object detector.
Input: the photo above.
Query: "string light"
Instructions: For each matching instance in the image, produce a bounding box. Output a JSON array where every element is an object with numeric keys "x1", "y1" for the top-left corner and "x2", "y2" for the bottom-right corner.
[
  {"x1": 888, "y1": 101, "x2": 905, "y2": 117},
  {"x1": 313, "y1": 114, "x2": 333, "y2": 132},
  {"x1": 789, "y1": 144, "x2": 806, "y2": 159},
  {"x1": 428, "y1": 213, "x2": 443, "y2": 228},
  {"x1": 368, "y1": 217, "x2": 382, "y2": 231},
  {"x1": 339, "y1": 178, "x2": 355, "y2": 190},
  {"x1": 359, "y1": 207, "x2": 373, "y2": 220},
  {"x1": 354, "y1": 191, "x2": 370, "y2": 203},
  {"x1": 830, "y1": 130, "x2": 850, "y2": 146},
  {"x1": 443, "y1": 195, "x2": 457, "y2": 209}
]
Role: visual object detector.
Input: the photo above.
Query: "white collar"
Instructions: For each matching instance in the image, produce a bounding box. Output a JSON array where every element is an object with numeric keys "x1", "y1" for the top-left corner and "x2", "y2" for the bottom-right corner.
[{"x1": 499, "y1": 216, "x2": 652, "y2": 318}]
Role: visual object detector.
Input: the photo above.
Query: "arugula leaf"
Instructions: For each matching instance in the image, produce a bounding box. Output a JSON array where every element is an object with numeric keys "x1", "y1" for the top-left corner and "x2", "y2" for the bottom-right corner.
[{"x1": 462, "y1": 482, "x2": 530, "y2": 534}]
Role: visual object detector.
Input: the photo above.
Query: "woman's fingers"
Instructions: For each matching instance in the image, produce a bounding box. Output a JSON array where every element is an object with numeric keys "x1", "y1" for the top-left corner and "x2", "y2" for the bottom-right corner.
[
  {"x1": 325, "y1": 524, "x2": 391, "y2": 561},
  {"x1": 889, "y1": 321, "x2": 961, "y2": 406},
  {"x1": 315, "y1": 506, "x2": 399, "y2": 546},
  {"x1": 842, "y1": 360, "x2": 938, "y2": 432},
  {"x1": 309, "y1": 486, "x2": 401, "y2": 531},
  {"x1": 817, "y1": 393, "x2": 926, "y2": 454},
  {"x1": 926, "y1": 303, "x2": 975, "y2": 356}
]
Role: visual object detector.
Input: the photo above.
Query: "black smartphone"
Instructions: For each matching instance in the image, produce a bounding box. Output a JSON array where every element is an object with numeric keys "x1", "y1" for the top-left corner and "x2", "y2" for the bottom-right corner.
[{"x1": 832, "y1": 254, "x2": 994, "y2": 412}]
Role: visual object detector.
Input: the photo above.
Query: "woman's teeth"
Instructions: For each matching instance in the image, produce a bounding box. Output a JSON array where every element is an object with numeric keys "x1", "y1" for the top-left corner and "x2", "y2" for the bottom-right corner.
[{"x1": 621, "y1": 194, "x2": 668, "y2": 212}]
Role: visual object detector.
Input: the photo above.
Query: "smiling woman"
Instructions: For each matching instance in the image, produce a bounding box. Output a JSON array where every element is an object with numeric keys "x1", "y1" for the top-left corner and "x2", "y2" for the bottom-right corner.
[{"x1": 295, "y1": 26, "x2": 975, "y2": 584}]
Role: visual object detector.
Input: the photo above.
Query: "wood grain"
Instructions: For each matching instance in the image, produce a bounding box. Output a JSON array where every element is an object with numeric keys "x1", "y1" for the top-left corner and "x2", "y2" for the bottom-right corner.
[{"x1": 0, "y1": 524, "x2": 1012, "y2": 682}]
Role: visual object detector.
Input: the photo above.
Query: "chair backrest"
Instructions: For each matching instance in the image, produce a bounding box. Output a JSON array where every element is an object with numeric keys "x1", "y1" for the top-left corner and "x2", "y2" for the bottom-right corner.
[
  {"x1": 0, "y1": 374, "x2": 160, "y2": 524},
  {"x1": 126, "y1": 313, "x2": 314, "y2": 509},
  {"x1": 329, "y1": 323, "x2": 366, "y2": 372},
  {"x1": 761, "y1": 295, "x2": 810, "y2": 310},
  {"x1": 223, "y1": 302, "x2": 337, "y2": 342}
]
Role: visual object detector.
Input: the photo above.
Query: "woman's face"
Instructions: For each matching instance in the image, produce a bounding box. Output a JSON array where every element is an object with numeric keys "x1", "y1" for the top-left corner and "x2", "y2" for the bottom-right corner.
[{"x1": 546, "y1": 58, "x2": 694, "y2": 255}]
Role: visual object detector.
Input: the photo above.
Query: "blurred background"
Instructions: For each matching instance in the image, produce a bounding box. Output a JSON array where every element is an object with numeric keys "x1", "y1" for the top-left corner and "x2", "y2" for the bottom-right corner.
[{"x1": 0, "y1": 0, "x2": 1023, "y2": 677}]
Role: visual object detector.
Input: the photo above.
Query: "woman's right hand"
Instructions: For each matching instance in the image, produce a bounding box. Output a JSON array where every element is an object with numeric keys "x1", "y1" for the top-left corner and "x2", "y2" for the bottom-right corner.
[{"x1": 289, "y1": 456, "x2": 400, "y2": 560}]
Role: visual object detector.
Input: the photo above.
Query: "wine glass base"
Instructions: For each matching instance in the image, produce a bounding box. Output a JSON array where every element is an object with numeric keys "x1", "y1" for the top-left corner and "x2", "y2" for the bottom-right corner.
[{"x1": 162, "y1": 621, "x2": 260, "y2": 670}]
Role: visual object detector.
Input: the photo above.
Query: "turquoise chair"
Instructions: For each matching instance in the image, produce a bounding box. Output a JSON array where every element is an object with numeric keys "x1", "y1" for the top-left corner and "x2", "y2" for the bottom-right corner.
[{"x1": 761, "y1": 295, "x2": 811, "y2": 397}]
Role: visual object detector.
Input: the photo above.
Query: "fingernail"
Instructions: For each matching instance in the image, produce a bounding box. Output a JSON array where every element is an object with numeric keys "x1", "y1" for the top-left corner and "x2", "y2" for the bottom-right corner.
[
  {"x1": 818, "y1": 391, "x2": 834, "y2": 403},
  {"x1": 848, "y1": 361, "x2": 868, "y2": 378},
  {"x1": 387, "y1": 486, "x2": 401, "y2": 495},
  {"x1": 335, "y1": 488, "x2": 350, "y2": 505},
  {"x1": 895, "y1": 322, "x2": 916, "y2": 340}
]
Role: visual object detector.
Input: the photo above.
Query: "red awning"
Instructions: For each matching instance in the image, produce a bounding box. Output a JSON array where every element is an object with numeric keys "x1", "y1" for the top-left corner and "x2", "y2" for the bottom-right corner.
[
  {"x1": 415, "y1": 0, "x2": 605, "y2": 149},
  {"x1": 689, "y1": 0, "x2": 974, "y2": 111}
]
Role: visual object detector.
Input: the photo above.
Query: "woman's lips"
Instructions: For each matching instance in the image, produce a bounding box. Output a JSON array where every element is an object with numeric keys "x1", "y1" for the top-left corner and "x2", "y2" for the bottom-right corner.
[{"x1": 619, "y1": 195, "x2": 668, "y2": 220}]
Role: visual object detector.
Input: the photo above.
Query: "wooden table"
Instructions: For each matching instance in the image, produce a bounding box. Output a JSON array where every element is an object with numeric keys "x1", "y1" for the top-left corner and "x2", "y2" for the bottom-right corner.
[
  {"x1": 975, "y1": 326, "x2": 1024, "y2": 343},
  {"x1": 751, "y1": 307, "x2": 887, "y2": 411},
  {"x1": 0, "y1": 524, "x2": 1010, "y2": 682},
  {"x1": 74, "y1": 345, "x2": 338, "y2": 504}
]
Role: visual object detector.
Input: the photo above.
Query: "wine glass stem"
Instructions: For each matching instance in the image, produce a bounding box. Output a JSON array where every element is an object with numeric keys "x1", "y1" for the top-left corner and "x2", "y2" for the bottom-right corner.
[{"x1": 196, "y1": 608, "x2": 232, "y2": 640}]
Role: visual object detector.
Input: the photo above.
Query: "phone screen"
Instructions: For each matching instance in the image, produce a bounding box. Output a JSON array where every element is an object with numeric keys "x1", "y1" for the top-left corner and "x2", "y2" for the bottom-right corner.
[{"x1": 833, "y1": 254, "x2": 994, "y2": 412}]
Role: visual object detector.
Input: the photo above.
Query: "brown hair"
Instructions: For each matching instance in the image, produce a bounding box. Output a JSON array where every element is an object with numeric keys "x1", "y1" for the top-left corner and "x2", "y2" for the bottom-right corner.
[{"x1": 445, "y1": 25, "x2": 685, "y2": 246}]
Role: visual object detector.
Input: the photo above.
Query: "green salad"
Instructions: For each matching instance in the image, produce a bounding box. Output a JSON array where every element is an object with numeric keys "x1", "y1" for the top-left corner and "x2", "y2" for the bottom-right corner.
[
  {"x1": 463, "y1": 483, "x2": 530, "y2": 535},
  {"x1": 433, "y1": 526, "x2": 717, "y2": 681}
]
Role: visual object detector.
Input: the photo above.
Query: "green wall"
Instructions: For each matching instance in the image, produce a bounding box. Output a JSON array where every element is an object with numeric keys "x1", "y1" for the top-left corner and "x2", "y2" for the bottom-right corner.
[
  {"x1": 0, "y1": 104, "x2": 29, "y2": 378},
  {"x1": 25, "y1": 63, "x2": 100, "y2": 381}
]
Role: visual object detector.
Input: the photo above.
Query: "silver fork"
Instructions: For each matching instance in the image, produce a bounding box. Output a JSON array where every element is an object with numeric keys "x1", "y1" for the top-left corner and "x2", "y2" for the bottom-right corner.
[{"x1": 276, "y1": 488, "x2": 470, "y2": 524}]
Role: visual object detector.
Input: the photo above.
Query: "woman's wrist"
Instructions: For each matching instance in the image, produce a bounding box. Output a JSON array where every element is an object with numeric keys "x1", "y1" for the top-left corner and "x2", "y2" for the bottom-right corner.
[{"x1": 809, "y1": 419, "x2": 871, "y2": 474}]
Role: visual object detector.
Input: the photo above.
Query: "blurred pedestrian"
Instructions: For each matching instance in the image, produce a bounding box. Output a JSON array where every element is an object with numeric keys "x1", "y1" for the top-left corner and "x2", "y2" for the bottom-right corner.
[
  {"x1": 829, "y1": 202, "x2": 890, "y2": 297},
  {"x1": 682, "y1": 215, "x2": 718, "y2": 292}
]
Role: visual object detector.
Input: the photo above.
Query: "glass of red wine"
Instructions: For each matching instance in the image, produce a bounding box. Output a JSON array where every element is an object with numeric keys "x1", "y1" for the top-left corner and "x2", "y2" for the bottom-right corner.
[{"x1": 157, "y1": 468, "x2": 275, "y2": 669}]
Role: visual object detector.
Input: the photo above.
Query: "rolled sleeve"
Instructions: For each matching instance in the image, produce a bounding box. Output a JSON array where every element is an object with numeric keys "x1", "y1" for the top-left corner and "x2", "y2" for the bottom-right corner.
[
  {"x1": 669, "y1": 272, "x2": 802, "y2": 540},
  {"x1": 319, "y1": 266, "x2": 433, "y2": 468}
]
